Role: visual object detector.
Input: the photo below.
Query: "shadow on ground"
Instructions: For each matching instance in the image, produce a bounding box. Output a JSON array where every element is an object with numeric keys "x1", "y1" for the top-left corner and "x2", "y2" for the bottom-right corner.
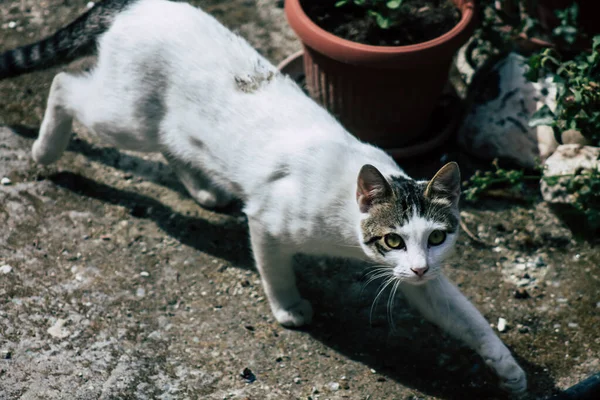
[{"x1": 16, "y1": 126, "x2": 558, "y2": 399}]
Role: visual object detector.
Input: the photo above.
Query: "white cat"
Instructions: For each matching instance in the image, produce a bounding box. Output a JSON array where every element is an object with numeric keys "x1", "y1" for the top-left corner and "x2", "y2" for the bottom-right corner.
[{"x1": 0, "y1": 0, "x2": 526, "y2": 393}]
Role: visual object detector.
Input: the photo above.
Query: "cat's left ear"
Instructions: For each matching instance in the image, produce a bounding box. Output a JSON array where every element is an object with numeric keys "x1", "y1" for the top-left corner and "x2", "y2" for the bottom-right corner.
[{"x1": 424, "y1": 162, "x2": 461, "y2": 206}]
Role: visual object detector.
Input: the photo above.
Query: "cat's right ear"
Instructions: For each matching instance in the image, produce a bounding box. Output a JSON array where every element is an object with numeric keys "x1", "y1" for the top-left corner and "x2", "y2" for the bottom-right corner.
[{"x1": 357, "y1": 164, "x2": 391, "y2": 213}]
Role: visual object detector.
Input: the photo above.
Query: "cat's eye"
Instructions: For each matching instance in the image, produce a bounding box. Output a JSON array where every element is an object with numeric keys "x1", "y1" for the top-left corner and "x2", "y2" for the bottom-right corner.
[
  {"x1": 428, "y1": 230, "x2": 446, "y2": 246},
  {"x1": 384, "y1": 233, "x2": 405, "y2": 249}
]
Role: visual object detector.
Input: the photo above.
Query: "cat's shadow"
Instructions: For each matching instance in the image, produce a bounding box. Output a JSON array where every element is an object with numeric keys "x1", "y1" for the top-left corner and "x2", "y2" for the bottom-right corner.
[{"x1": 12, "y1": 126, "x2": 557, "y2": 399}]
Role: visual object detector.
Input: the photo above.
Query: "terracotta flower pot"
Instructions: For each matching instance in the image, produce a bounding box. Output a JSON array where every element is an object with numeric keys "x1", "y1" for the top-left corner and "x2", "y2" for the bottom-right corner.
[{"x1": 284, "y1": 0, "x2": 477, "y2": 149}]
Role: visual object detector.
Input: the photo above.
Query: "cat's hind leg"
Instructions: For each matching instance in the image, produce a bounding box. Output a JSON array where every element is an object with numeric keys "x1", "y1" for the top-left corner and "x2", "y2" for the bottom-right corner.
[
  {"x1": 163, "y1": 152, "x2": 233, "y2": 209},
  {"x1": 32, "y1": 72, "x2": 78, "y2": 165}
]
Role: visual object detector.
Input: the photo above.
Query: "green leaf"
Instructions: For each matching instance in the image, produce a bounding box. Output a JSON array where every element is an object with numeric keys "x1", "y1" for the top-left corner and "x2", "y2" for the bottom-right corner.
[
  {"x1": 529, "y1": 105, "x2": 556, "y2": 127},
  {"x1": 386, "y1": 0, "x2": 402, "y2": 9},
  {"x1": 593, "y1": 35, "x2": 600, "y2": 50},
  {"x1": 335, "y1": 0, "x2": 348, "y2": 7},
  {"x1": 368, "y1": 10, "x2": 391, "y2": 29},
  {"x1": 573, "y1": 89, "x2": 583, "y2": 103}
]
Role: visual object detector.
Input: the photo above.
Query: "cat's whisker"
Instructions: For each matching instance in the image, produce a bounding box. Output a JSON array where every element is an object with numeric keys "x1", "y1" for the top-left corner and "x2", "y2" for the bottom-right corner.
[
  {"x1": 387, "y1": 279, "x2": 400, "y2": 333},
  {"x1": 369, "y1": 277, "x2": 395, "y2": 327},
  {"x1": 360, "y1": 272, "x2": 392, "y2": 295}
]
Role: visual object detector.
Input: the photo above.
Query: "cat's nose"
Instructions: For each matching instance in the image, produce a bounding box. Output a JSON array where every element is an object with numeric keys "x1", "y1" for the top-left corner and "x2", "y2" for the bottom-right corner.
[{"x1": 410, "y1": 266, "x2": 429, "y2": 277}]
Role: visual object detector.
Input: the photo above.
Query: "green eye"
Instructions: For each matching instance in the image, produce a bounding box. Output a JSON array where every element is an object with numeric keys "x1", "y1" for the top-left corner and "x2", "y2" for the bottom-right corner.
[
  {"x1": 384, "y1": 233, "x2": 405, "y2": 249},
  {"x1": 428, "y1": 230, "x2": 447, "y2": 246}
]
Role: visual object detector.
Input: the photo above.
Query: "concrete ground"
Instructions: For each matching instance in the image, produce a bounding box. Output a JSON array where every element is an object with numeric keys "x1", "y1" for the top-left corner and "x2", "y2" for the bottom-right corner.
[{"x1": 0, "y1": 1, "x2": 599, "y2": 399}]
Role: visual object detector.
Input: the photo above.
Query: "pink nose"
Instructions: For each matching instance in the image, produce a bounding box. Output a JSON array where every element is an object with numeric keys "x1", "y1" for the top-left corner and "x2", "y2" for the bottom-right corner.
[{"x1": 411, "y1": 267, "x2": 429, "y2": 277}]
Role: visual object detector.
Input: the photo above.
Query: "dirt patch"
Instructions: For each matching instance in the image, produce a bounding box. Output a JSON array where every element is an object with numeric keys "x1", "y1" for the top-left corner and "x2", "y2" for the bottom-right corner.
[{"x1": 302, "y1": 0, "x2": 460, "y2": 46}]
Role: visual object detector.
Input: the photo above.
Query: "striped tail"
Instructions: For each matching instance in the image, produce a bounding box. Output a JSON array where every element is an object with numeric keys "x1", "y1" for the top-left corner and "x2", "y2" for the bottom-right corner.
[{"x1": 0, "y1": 0, "x2": 138, "y2": 79}]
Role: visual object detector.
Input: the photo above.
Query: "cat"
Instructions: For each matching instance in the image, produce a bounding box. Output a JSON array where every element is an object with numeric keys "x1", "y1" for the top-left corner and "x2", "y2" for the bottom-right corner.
[{"x1": 0, "y1": 0, "x2": 526, "y2": 393}]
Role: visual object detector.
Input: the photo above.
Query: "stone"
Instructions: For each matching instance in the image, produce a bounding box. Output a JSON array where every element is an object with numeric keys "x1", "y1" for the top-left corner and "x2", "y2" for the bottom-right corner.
[
  {"x1": 541, "y1": 145, "x2": 600, "y2": 205},
  {"x1": 0, "y1": 264, "x2": 12, "y2": 274},
  {"x1": 47, "y1": 319, "x2": 70, "y2": 339},
  {"x1": 514, "y1": 288, "x2": 530, "y2": 299},
  {"x1": 497, "y1": 317, "x2": 508, "y2": 332},
  {"x1": 457, "y1": 52, "x2": 558, "y2": 168},
  {"x1": 1, "y1": 177, "x2": 11, "y2": 185},
  {"x1": 561, "y1": 129, "x2": 591, "y2": 146}
]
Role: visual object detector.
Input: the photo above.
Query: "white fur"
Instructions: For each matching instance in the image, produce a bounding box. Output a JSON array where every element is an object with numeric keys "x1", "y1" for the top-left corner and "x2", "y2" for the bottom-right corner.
[{"x1": 31, "y1": 0, "x2": 525, "y2": 392}]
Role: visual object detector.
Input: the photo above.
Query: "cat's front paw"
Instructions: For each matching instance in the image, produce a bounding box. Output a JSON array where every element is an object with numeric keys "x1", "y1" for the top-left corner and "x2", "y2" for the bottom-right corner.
[
  {"x1": 273, "y1": 299, "x2": 313, "y2": 328},
  {"x1": 484, "y1": 349, "x2": 527, "y2": 394}
]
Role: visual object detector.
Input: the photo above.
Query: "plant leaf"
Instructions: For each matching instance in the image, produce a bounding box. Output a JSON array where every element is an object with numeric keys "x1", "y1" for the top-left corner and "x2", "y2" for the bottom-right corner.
[
  {"x1": 529, "y1": 105, "x2": 556, "y2": 127},
  {"x1": 386, "y1": 0, "x2": 402, "y2": 9},
  {"x1": 593, "y1": 35, "x2": 600, "y2": 50},
  {"x1": 335, "y1": 0, "x2": 348, "y2": 7}
]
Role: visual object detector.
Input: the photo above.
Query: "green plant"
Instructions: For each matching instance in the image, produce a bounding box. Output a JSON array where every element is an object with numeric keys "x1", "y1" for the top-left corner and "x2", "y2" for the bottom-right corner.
[
  {"x1": 463, "y1": 160, "x2": 600, "y2": 229},
  {"x1": 527, "y1": 35, "x2": 600, "y2": 146},
  {"x1": 334, "y1": 0, "x2": 405, "y2": 29},
  {"x1": 462, "y1": 160, "x2": 540, "y2": 201},
  {"x1": 552, "y1": 2, "x2": 580, "y2": 45},
  {"x1": 544, "y1": 167, "x2": 600, "y2": 228}
]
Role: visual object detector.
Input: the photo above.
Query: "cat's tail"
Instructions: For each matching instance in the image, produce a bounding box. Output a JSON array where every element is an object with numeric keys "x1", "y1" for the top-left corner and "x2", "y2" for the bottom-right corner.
[{"x1": 0, "y1": 0, "x2": 139, "y2": 79}]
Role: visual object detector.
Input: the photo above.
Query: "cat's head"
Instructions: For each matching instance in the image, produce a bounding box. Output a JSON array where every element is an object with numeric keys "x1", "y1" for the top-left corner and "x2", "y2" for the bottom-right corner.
[{"x1": 356, "y1": 162, "x2": 460, "y2": 285}]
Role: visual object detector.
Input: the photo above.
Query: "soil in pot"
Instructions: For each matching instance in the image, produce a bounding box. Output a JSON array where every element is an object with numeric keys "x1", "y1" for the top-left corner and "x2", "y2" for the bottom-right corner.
[{"x1": 302, "y1": 0, "x2": 461, "y2": 46}]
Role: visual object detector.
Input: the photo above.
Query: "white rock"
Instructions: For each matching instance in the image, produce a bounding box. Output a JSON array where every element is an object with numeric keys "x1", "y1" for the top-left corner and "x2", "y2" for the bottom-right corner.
[
  {"x1": 327, "y1": 382, "x2": 340, "y2": 391},
  {"x1": 0, "y1": 264, "x2": 12, "y2": 274},
  {"x1": 8, "y1": 21, "x2": 16, "y2": 29},
  {"x1": 140, "y1": 271, "x2": 150, "y2": 277},
  {"x1": 568, "y1": 322, "x2": 579, "y2": 329},
  {"x1": 1, "y1": 177, "x2": 11, "y2": 185},
  {"x1": 541, "y1": 145, "x2": 600, "y2": 205},
  {"x1": 497, "y1": 317, "x2": 508, "y2": 332},
  {"x1": 86, "y1": 1, "x2": 95, "y2": 8},
  {"x1": 457, "y1": 52, "x2": 558, "y2": 168},
  {"x1": 47, "y1": 319, "x2": 70, "y2": 339},
  {"x1": 136, "y1": 287, "x2": 145, "y2": 297}
]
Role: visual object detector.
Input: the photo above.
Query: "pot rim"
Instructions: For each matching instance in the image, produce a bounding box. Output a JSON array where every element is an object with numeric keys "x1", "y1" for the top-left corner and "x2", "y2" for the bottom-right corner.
[{"x1": 285, "y1": 0, "x2": 477, "y2": 65}]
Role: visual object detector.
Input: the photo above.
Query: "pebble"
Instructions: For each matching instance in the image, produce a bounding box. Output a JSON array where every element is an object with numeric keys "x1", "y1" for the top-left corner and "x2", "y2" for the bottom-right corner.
[
  {"x1": 515, "y1": 263, "x2": 527, "y2": 271},
  {"x1": 293, "y1": 377, "x2": 301, "y2": 384},
  {"x1": 8, "y1": 21, "x2": 16, "y2": 29},
  {"x1": 1, "y1": 177, "x2": 11, "y2": 185},
  {"x1": 47, "y1": 319, "x2": 70, "y2": 339},
  {"x1": 327, "y1": 382, "x2": 340, "y2": 391},
  {"x1": 534, "y1": 255, "x2": 546, "y2": 267},
  {"x1": 240, "y1": 367, "x2": 256, "y2": 383},
  {"x1": 497, "y1": 317, "x2": 507, "y2": 332},
  {"x1": 87, "y1": 2, "x2": 95, "y2": 9},
  {"x1": 136, "y1": 287, "x2": 145, "y2": 297},
  {"x1": 140, "y1": 271, "x2": 150, "y2": 277},
  {"x1": 568, "y1": 322, "x2": 579, "y2": 329},
  {"x1": 514, "y1": 288, "x2": 530, "y2": 299},
  {"x1": 0, "y1": 264, "x2": 12, "y2": 274},
  {"x1": 517, "y1": 278, "x2": 531, "y2": 287}
]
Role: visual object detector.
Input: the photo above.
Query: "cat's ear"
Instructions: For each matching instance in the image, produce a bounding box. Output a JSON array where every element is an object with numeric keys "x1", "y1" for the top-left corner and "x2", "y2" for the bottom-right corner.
[
  {"x1": 357, "y1": 164, "x2": 392, "y2": 213},
  {"x1": 424, "y1": 162, "x2": 461, "y2": 206}
]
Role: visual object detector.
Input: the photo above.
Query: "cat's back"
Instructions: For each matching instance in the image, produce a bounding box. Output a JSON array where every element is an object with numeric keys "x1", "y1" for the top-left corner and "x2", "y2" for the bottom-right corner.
[{"x1": 99, "y1": 0, "x2": 262, "y2": 76}]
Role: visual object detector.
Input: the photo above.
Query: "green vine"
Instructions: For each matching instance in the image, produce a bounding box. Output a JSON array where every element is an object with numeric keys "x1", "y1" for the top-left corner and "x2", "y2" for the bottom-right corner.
[
  {"x1": 463, "y1": 160, "x2": 600, "y2": 228},
  {"x1": 526, "y1": 35, "x2": 600, "y2": 146}
]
